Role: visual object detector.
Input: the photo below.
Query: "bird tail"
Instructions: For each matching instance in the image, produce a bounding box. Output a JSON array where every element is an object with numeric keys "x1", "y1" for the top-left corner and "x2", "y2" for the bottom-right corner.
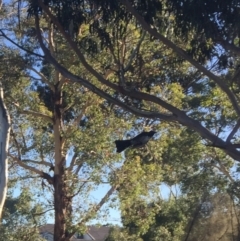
[{"x1": 115, "y1": 140, "x2": 131, "y2": 153}]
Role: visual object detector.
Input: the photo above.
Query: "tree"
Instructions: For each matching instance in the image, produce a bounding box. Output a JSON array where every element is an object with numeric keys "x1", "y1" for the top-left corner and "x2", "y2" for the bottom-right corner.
[
  {"x1": 0, "y1": 86, "x2": 10, "y2": 219},
  {"x1": 23, "y1": 0, "x2": 240, "y2": 162},
  {"x1": 0, "y1": 187, "x2": 45, "y2": 241},
  {"x1": 109, "y1": 126, "x2": 240, "y2": 241},
  {"x1": 1, "y1": 0, "x2": 240, "y2": 240},
  {"x1": 0, "y1": 3, "x2": 135, "y2": 240}
]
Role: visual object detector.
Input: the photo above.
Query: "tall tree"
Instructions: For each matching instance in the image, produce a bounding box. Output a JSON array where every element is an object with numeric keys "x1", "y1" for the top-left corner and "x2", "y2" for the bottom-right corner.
[
  {"x1": 0, "y1": 86, "x2": 10, "y2": 219},
  {"x1": 0, "y1": 3, "x2": 135, "y2": 240},
  {"x1": 23, "y1": 0, "x2": 240, "y2": 162},
  {"x1": 2, "y1": 1, "x2": 240, "y2": 240}
]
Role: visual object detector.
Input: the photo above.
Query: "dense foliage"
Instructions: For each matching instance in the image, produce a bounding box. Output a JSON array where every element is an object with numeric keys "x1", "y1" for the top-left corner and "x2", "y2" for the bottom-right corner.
[{"x1": 1, "y1": 0, "x2": 240, "y2": 240}]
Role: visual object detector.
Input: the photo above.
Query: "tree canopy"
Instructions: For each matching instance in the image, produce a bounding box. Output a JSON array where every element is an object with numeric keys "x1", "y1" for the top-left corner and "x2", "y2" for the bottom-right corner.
[{"x1": 1, "y1": 0, "x2": 240, "y2": 240}]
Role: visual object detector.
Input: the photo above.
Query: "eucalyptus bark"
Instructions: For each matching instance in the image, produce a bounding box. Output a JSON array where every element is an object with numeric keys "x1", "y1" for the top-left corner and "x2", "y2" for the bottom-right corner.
[
  {"x1": 0, "y1": 87, "x2": 10, "y2": 219},
  {"x1": 52, "y1": 83, "x2": 71, "y2": 241}
]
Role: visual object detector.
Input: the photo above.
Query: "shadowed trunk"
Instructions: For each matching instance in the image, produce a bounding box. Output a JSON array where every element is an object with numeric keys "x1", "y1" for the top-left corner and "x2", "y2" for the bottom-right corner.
[
  {"x1": 53, "y1": 169, "x2": 69, "y2": 241},
  {"x1": 52, "y1": 83, "x2": 72, "y2": 241}
]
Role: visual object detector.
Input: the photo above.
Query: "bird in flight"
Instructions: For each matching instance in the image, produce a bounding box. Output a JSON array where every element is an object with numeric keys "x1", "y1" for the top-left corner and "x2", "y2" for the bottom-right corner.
[{"x1": 115, "y1": 131, "x2": 156, "y2": 153}]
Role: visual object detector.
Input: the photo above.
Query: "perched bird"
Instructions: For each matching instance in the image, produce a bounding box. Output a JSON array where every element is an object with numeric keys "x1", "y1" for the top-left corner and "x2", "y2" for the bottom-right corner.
[{"x1": 115, "y1": 131, "x2": 156, "y2": 153}]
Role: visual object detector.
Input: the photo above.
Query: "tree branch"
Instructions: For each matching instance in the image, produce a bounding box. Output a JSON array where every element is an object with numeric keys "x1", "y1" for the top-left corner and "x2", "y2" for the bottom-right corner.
[
  {"x1": 226, "y1": 119, "x2": 240, "y2": 144},
  {"x1": 36, "y1": 1, "x2": 190, "y2": 116},
  {"x1": 0, "y1": 30, "x2": 44, "y2": 58},
  {"x1": 21, "y1": 159, "x2": 52, "y2": 168},
  {"x1": 21, "y1": 110, "x2": 53, "y2": 122},
  {"x1": 34, "y1": 14, "x2": 175, "y2": 122},
  {"x1": 119, "y1": 0, "x2": 240, "y2": 117},
  {"x1": 74, "y1": 161, "x2": 84, "y2": 175},
  {"x1": 27, "y1": 66, "x2": 54, "y2": 90},
  {"x1": 34, "y1": 2, "x2": 240, "y2": 161},
  {"x1": 48, "y1": 21, "x2": 55, "y2": 56},
  {"x1": 68, "y1": 152, "x2": 78, "y2": 171},
  {"x1": 124, "y1": 30, "x2": 146, "y2": 72},
  {"x1": 70, "y1": 185, "x2": 118, "y2": 237},
  {"x1": 9, "y1": 154, "x2": 53, "y2": 184},
  {"x1": 216, "y1": 39, "x2": 240, "y2": 56}
]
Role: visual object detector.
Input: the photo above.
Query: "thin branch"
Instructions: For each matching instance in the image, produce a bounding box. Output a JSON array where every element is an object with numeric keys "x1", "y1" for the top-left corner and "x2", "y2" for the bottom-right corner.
[
  {"x1": 23, "y1": 143, "x2": 37, "y2": 153},
  {"x1": 67, "y1": 176, "x2": 92, "y2": 199},
  {"x1": 48, "y1": 21, "x2": 55, "y2": 56},
  {"x1": 217, "y1": 39, "x2": 240, "y2": 56},
  {"x1": 58, "y1": 75, "x2": 68, "y2": 90},
  {"x1": 212, "y1": 162, "x2": 235, "y2": 183},
  {"x1": 124, "y1": 30, "x2": 146, "y2": 71},
  {"x1": 33, "y1": 208, "x2": 54, "y2": 216},
  {"x1": 70, "y1": 185, "x2": 118, "y2": 237},
  {"x1": 21, "y1": 110, "x2": 53, "y2": 122},
  {"x1": 0, "y1": 30, "x2": 44, "y2": 58},
  {"x1": 68, "y1": 152, "x2": 78, "y2": 171},
  {"x1": 184, "y1": 192, "x2": 208, "y2": 241},
  {"x1": 226, "y1": 119, "x2": 240, "y2": 144},
  {"x1": 11, "y1": 129, "x2": 21, "y2": 159},
  {"x1": 21, "y1": 159, "x2": 52, "y2": 168},
  {"x1": 65, "y1": 102, "x2": 90, "y2": 137},
  {"x1": 19, "y1": 126, "x2": 27, "y2": 151},
  {"x1": 211, "y1": 150, "x2": 235, "y2": 183},
  {"x1": 9, "y1": 154, "x2": 53, "y2": 184},
  {"x1": 74, "y1": 161, "x2": 84, "y2": 175},
  {"x1": 27, "y1": 66, "x2": 54, "y2": 90}
]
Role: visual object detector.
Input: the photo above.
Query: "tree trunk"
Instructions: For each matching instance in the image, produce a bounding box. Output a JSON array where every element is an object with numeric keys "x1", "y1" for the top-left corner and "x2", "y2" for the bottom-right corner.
[
  {"x1": 54, "y1": 170, "x2": 68, "y2": 241},
  {"x1": 53, "y1": 83, "x2": 72, "y2": 241},
  {"x1": 0, "y1": 86, "x2": 10, "y2": 219}
]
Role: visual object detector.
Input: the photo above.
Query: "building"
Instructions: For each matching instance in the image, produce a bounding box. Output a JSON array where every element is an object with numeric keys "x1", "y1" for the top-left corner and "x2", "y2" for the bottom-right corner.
[{"x1": 39, "y1": 224, "x2": 110, "y2": 241}]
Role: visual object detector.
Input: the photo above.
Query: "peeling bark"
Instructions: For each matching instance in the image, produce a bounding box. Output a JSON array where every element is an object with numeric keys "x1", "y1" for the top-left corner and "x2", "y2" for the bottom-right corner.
[{"x1": 0, "y1": 86, "x2": 10, "y2": 219}]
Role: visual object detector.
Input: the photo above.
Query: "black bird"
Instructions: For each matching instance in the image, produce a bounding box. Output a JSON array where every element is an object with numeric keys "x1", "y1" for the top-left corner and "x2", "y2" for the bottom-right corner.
[{"x1": 115, "y1": 131, "x2": 156, "y2": 153}]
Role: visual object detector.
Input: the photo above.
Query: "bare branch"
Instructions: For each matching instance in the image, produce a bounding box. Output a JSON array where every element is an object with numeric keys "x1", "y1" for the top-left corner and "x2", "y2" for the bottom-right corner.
[
  {"x1": 68, "y1": 152, "x2": 78, "y2": 171},
  {"x1": 212, "y1": 162, "x2": 234, "y2": 183},
  {"x1": 124, "y1": 30, "x2": 146, "y2": 71},
  {"x1": 64, "y1": 102, "x2": 90, "y2": 139},
  {"x1": 48, "y1": 21, "x2": 55, "y2": 56},
  {"x1": 10, "y1": 129, "x2": 21, "y2": 160},
  {"x1": 21, "y1": 159, "x2": 52, "y2": 168},
  {"x1": 33, "y1": 208, "x2": 54, "y2": 216},
  {"x1": 9, "y1": 154, "x2": 53, "y2": 184},
  {"x1": 21, "y1": 110, "x2": 53, "y2": 122},
  {"x1": 210, "y1": 150, "x2": 235, "y2": 183},
  {"x1": 95, "y1": 186, "x2": 117, "y2": 211},
  {"x1": 74, "y1": 161, "x2": 84, "y2": 175},
  {"x1": 27, "y1": 66, "x2": 54, "y2": 90},
  {"x1": 0, "y1": 30, "x2": 44, "y2": 58},
  {"x1": 217, "y1": 39, "x2": 240, "y2": 56},
  {"x1": 226, "y1": 119, "x2": 240, "y2": 144},
  {"x1": 70, "y1": 185, "x2": 118, "y2": 237}
]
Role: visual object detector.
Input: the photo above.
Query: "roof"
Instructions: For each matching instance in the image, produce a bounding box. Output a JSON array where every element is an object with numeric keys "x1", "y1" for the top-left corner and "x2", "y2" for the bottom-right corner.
[
  {"x1": 88, "y1": 226, "x2": 110, "y2": 241},
  {"x1": 39, "y1": 224, "x2": 110, "y2": 241}
]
